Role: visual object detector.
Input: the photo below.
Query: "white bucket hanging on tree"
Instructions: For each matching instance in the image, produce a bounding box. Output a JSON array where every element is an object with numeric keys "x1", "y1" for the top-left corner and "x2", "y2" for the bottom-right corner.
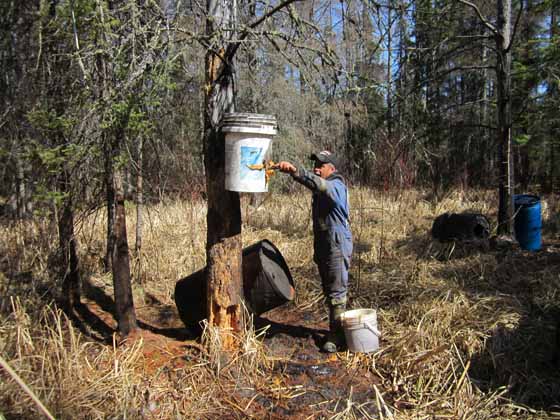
[{"x1": 221, "y1": 113, "x2": 277, "y2": 192}]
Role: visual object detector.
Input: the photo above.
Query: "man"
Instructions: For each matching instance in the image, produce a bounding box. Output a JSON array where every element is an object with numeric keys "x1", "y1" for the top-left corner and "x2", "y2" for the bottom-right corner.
[{"x1": 278, "y1": 151, "x2": 352, "y2": 352}]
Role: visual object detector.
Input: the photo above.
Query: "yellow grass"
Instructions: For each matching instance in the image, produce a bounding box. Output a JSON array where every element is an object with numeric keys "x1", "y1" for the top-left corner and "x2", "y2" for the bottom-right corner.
[{"x1": 1, "y1": 188, "x2": 559, "y2": 419}]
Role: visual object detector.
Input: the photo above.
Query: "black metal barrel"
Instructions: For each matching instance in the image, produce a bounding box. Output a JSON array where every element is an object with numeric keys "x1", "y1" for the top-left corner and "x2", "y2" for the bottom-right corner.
[{"x1": 174, "y1": 240, "x2": 295, "y2": 331}]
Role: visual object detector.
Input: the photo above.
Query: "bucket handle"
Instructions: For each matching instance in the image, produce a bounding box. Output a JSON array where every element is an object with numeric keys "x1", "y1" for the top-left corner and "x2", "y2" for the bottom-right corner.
[{"x1": 364, "y1": 321, "x2": 381, "y2": 338}]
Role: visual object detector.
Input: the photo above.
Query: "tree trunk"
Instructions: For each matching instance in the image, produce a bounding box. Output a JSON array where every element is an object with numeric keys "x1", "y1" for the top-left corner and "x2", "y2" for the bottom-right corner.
[
  {"x1": 480, "y1": 33, "x2": 490, "y2": 184},
  {"x1": 396, "y1": 0, "x2": 408, "y2": 135},
  {"x1": 518, "y1": 0, "x2": 534, "y2": 191},
  {"x1": 135, "y1": 135, "x2": 143, "y2": 255},
  {"x1": 104, "y1": 138, "x2": 115, "y2": 272},
  {"x1": 496, "y1": 0, "x2": 514, "y2": 235},
  {"x1": 58, "y1": 172, "x2": 81, "y2": 310},
  {"x1": 110, "y1": 130, "x2": 137, "y2": 336},
  {"x1": 204, "y1": 96, "x2": 243, "y2": 350},
  {"x1": 386, "y1": 2, "x2": 393, "y2": 140},
  {"x1": 204, "y1": 0, "x2": 243, "y2": 351},
  {"x1": 15, "y1": 149, "x2": 25, "y2": 220},
  {"x1": 549, "y1": 5, "x2": 557, "y2": 193},
  {"x1": 95, "y1": 0, "x2": 137, "y2": 337}
]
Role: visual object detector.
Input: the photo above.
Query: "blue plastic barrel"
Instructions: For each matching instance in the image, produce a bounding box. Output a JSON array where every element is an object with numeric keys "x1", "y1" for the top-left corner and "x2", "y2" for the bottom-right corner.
[{"x1": 513, "y1": 194, "x2": 542, "y2": 251}]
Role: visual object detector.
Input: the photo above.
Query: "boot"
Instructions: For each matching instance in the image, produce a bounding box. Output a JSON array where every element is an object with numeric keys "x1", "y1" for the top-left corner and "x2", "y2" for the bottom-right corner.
[{"x1": 322, "y1": 302, "x2": 346, "y2": 353}]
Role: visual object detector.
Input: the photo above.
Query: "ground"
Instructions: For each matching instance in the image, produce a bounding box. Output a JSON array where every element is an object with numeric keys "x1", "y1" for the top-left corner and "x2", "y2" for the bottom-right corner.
[
  {"x1": 65, "y1": 235, "x2": 560, "y2": 418},
  {"x1": 74, "y1": 282, "x2": 383, "y2": 419}
]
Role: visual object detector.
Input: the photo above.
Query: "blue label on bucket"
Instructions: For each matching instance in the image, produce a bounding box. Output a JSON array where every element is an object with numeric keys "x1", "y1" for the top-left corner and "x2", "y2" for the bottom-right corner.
[{"x1": 240, "y1": 146, "x2": 265, "y2": 183}]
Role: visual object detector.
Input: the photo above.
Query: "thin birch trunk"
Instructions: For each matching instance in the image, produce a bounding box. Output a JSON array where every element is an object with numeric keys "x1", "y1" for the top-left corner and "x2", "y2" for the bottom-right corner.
[{"x1": 135, "y1": 135, "x2": 143, "y2": 254}]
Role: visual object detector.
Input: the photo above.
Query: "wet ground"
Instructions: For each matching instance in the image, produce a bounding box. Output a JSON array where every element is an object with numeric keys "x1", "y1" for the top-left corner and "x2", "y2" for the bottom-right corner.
[
  {"x1": 73, "y1": 282, "x2": 383, "y2": 418},
  {"x1": 244, "y1": 304, "x2": 383, "y2": 418}
]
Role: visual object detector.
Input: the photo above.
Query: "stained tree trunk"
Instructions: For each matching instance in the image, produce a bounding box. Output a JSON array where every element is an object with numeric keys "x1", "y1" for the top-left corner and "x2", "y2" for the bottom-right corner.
[
  {"x1": 496, "y1": 0, "x2": 513, "y2": 235},
  {"x1": 204, "y1": 0, "x2": 244, "y2": 350}
]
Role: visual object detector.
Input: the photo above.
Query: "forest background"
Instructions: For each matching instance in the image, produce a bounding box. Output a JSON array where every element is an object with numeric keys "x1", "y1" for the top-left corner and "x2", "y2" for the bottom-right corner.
[{"x1": 2, "y1": 0, "x2": 559, "y2": 220}]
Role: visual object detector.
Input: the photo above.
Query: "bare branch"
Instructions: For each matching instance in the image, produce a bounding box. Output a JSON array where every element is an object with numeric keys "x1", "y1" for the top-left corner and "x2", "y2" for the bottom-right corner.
[
  {"x1": 457, "y1": 0, "x2": 497, "y2": 35},
  {"x1": 70, "y1": 0, "x2": 89, "y2": 83},
  {"x1": 225, "y1": 0, "x2": 304, "y2": 61},
  {"x1": 247, "y1": 0, "x2": 303, "y2": 30},
  {"x1": 506, "y1": 1, "x2": 524, "y2": 53}
]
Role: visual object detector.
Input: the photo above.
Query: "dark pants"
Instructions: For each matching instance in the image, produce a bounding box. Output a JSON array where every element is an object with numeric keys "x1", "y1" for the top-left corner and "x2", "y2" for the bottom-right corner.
[{"x1": 314, "y1": 230, "x2": 351, "y2": 305}]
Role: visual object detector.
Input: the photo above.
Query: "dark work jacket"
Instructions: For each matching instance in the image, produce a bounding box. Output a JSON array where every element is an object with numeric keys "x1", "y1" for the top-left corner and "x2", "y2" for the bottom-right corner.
[{"x1": 292, "y1": 168, "x2": 352, "y2": 264}]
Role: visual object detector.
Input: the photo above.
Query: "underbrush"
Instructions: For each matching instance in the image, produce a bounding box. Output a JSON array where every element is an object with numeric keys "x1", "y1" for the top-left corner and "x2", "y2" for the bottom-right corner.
[{"x1": 1, "y1": 188, "x2": 559, "y2": 419}]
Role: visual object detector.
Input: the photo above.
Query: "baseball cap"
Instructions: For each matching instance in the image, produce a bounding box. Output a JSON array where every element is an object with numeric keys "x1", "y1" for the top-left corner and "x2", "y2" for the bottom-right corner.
[{"x1": 310, "y1": 150, "x2": 337, "y2": 167}]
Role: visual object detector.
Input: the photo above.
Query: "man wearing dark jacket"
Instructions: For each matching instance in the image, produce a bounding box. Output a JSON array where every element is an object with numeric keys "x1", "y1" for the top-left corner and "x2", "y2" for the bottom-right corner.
[{"x1": 278, "y1": 151, "x2": 352, "y2": 352}]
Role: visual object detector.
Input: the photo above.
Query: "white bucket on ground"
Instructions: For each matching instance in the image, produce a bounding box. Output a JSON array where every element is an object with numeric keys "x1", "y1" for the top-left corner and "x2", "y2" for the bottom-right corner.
[
  {"x1": 341, "y1": 308, "x2": 380, "y2": 353},
  {"x1": 221, "y1": 113, "x2": 277, "y2": 192}
]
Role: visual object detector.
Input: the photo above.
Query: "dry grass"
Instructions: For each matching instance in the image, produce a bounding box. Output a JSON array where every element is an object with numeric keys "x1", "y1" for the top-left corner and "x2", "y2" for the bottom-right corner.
[{"x1": 1, "y1": 188, "x2": 559, "y2": 419}]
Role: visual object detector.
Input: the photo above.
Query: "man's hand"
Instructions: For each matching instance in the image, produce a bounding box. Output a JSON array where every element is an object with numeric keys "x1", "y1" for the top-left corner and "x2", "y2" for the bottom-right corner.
[{"x1": 277, "y1": 161, "x2": 297, "y2": 174}]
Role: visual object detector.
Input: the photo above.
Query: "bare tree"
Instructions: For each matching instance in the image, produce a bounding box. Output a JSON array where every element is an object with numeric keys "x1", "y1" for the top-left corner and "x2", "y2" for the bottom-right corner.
[{"x1": 459, "y1": 0, "x2": 517, "y2": 234}]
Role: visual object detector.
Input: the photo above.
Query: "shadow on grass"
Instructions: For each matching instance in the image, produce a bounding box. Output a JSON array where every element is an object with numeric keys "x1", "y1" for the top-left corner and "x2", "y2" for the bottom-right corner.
[
  {"x1": 69, "y1": 301, "x2": 115, "y2": 344},
  {"x1": 469, "y1": 306, "x2": 560, "y2": 409},
  {"x1": 255, "y1": 315, "x2": 327, "y2": 350},
  {"x1": 440, "y1": 246, "x2": 560, "y2": 410},
  {"x1": 396, "y1": 230, "x2": 560, "y2": 411},
  {"x1": 459, "y1": 250, "x2": 560, "y2": 410},
  {"x1": 70, "y1": 279, "x2": 194, "y2": 343}
]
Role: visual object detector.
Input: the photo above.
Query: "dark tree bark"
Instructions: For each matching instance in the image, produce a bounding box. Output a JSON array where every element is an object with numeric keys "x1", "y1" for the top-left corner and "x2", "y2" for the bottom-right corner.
[
  {"x1": 479, "y1": 29, "x2": 492, "y2": 185},
  {"x1": 104, "y1": 139, "x2": 116, "y2": 272},
  {"x1": 548, "y1": 4, "x2": 557, "y2": 193},
  {"x1": 109, "y1": 128, "x2": 137, "y2": 336},
  {"x1": 40, "y1": 0, "x2": 82, "y2": 308},
  {"x1": 516, "y1": 0, "x2": 535, "y2": 191},
  {"x1": 58, "y1": 177, "x2": 80, "y2": 310},
  {"x1": 97, "y1": 0, "x2": 137, "y2": 337},
  {"x1": 495, "y1": 0, "x2": 514, "y2": 234}
]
